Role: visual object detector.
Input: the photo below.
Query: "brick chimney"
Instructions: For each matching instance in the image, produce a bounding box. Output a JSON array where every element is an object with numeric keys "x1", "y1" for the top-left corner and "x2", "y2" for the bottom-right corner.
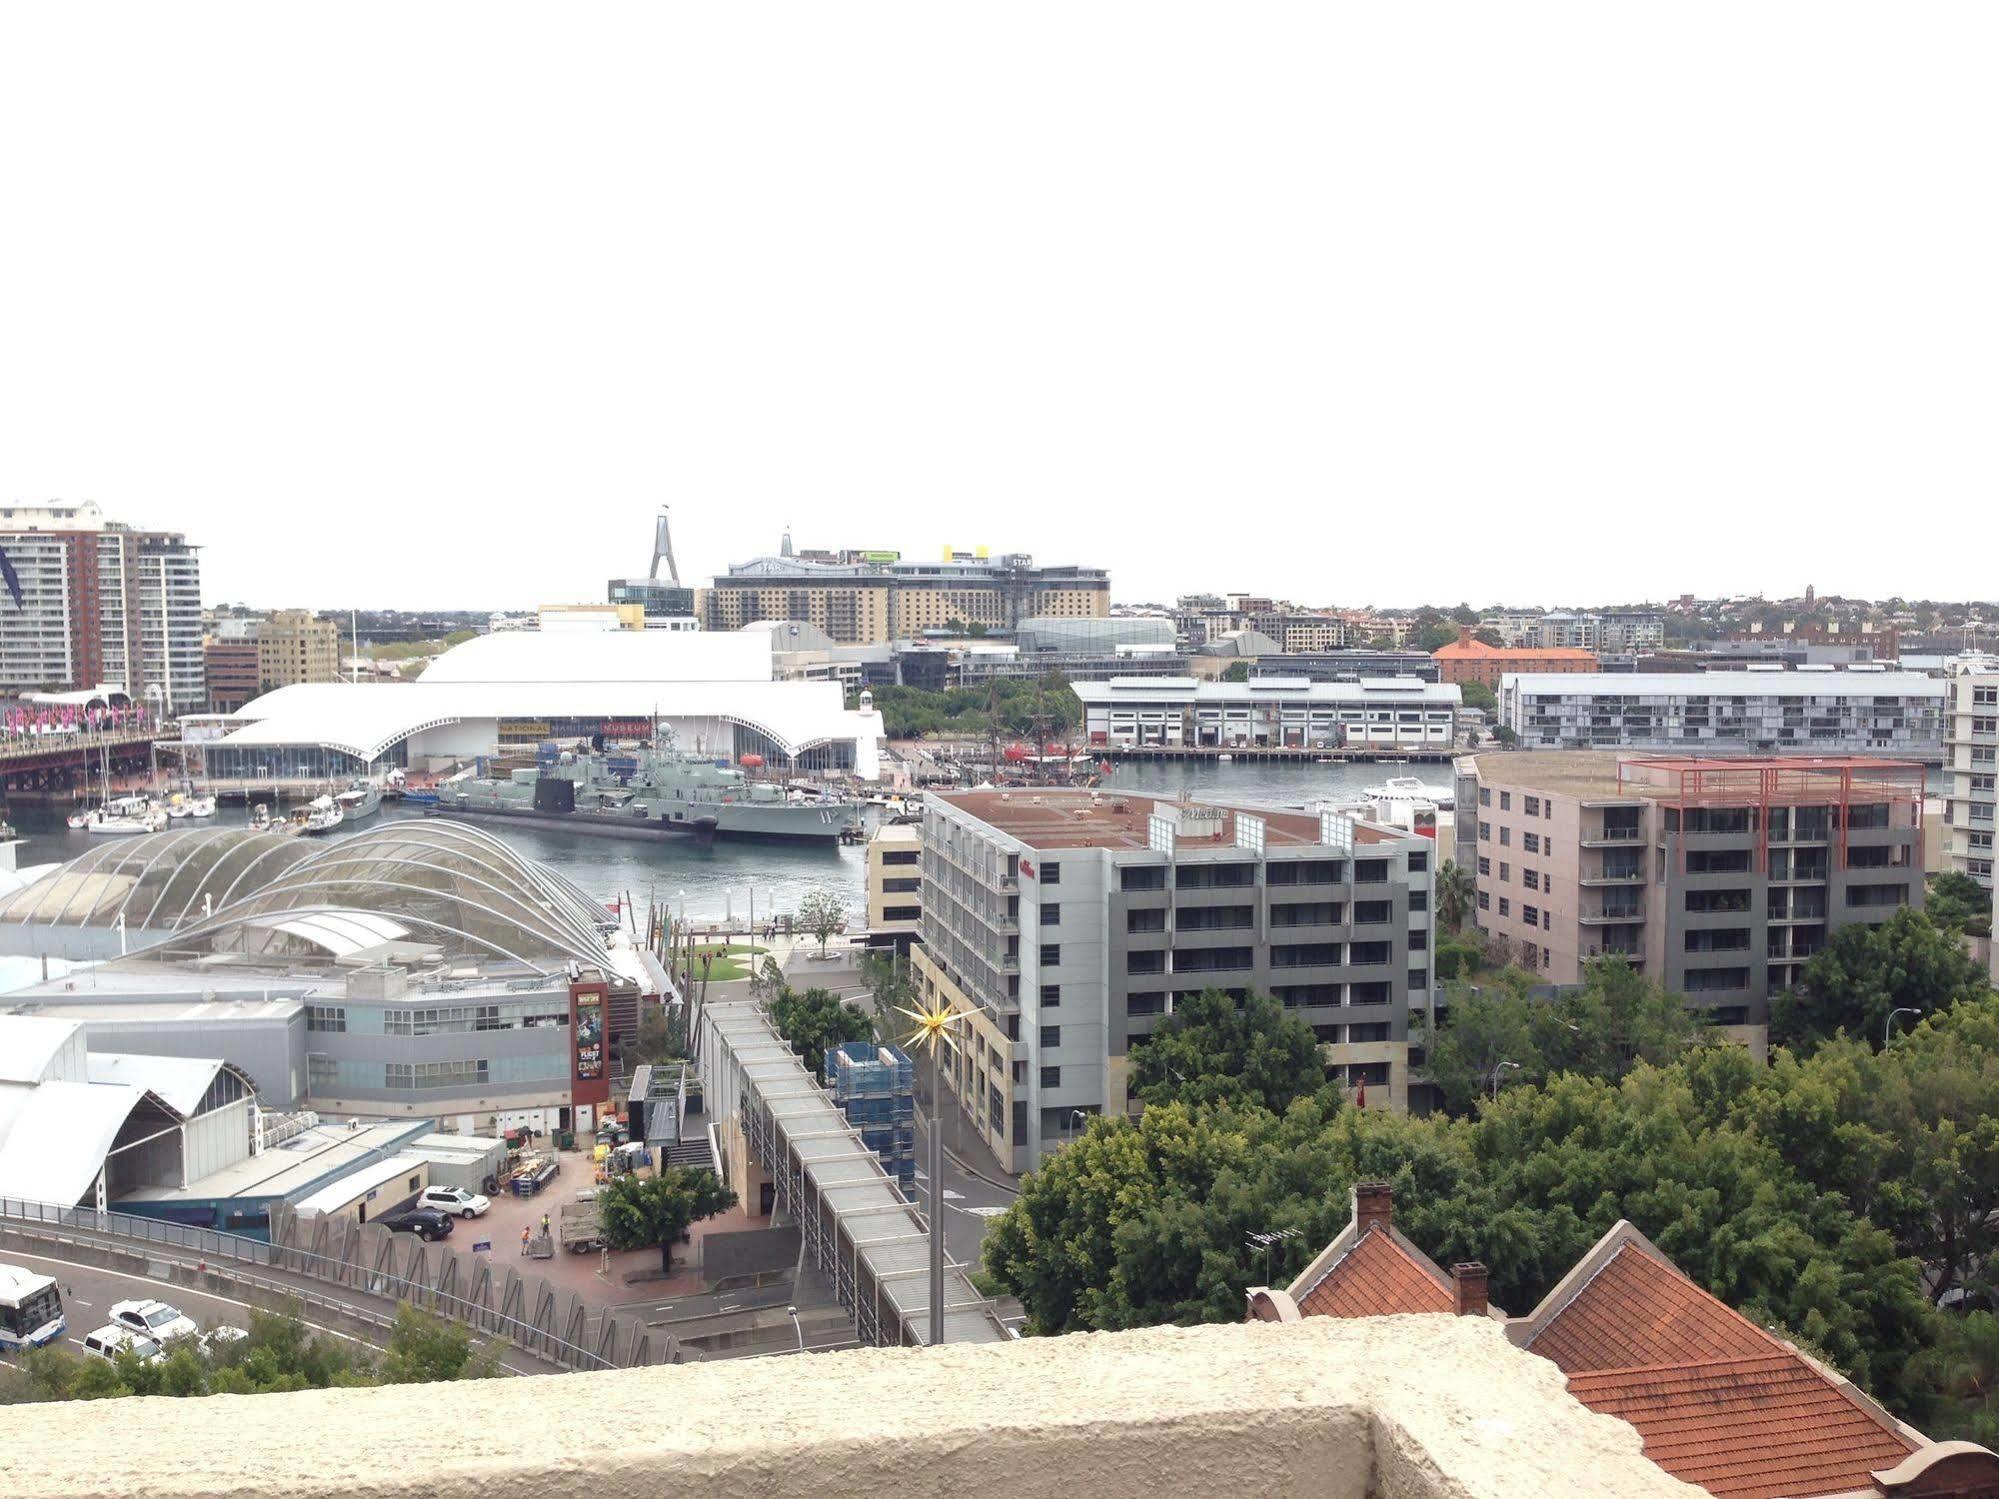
[
  {"x1": 1453, "y1": 1262, "x2": 1489, "y2": 1318},
  {"x1": 1353, "y1": 1181, "x2": 1393, "y2": 1236}
]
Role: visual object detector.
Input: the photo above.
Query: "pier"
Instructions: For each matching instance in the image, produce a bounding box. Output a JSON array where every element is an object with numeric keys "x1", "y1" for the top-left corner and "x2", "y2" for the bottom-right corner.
[{"x1": 1095, "y1": 743, "x2": 1457, "y2": 765}]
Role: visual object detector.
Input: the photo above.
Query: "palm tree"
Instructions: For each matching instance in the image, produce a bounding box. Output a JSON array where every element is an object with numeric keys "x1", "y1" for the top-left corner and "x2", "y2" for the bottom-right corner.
[{"x1": 1436, "y1": 858, "x2": 1475, "y2": 934}]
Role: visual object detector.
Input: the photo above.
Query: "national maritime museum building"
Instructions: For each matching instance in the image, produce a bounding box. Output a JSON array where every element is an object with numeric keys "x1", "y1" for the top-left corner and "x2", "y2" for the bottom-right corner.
[{"x1": 175, "y1": 629, "x2": 887, "y2": 782}]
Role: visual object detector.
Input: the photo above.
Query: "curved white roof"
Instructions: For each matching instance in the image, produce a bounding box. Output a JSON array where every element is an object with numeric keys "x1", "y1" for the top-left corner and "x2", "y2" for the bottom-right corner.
[{"x1": 421, "y1": 628, "x2": 772, "y2": 685}]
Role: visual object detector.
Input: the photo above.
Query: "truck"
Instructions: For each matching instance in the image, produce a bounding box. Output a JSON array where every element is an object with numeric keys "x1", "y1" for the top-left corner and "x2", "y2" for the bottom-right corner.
[{"x1": 560, "y1": 1194, "x2": 607, "y2": 1254}]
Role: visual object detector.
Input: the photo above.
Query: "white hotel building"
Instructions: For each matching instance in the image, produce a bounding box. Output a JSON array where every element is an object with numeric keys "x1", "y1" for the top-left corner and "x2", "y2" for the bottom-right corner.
[{"x1": 1074, "y1": 676, "x2": 1460, "y2": 752}]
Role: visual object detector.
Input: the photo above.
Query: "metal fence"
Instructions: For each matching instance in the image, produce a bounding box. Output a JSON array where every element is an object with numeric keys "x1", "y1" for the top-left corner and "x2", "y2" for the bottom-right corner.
[{"x1": 0, "y1": 1195, "x2": 672, "y2": 1374}]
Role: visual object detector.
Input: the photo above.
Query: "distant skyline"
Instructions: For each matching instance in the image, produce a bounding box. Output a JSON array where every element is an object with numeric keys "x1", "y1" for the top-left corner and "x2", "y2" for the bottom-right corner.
[{"x1": 4, "y1": 4, "x2": 1994, "y2": 613}]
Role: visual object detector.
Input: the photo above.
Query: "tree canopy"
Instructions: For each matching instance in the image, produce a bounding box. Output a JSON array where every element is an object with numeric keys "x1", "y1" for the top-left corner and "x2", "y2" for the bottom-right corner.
[
  {"x1": 1927, "y1": 871, "x2": 1994, "y2": 938},
  {"x1": 597, "y1": 1167, "x2": 738, "y2": 1271},
  {"x1": 1770, "y1": 907, "x2": 1992, "y2": 1053},
  {"x1": 869, "y1": 675, "x2": 1083, "y2": 740},
  {"x1": 1128, "y1": 988, "x2": 1333, "y2": 1115},
  {"x1": 765, "y1": 984, "x2": 874, "y2": 1074}
]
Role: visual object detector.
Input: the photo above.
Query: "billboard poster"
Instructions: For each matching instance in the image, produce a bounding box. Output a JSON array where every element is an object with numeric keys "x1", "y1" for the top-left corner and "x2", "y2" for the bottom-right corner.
[
  {"x1": 500, "y1": 717, "x2": 654, "y2": 744},
  {"x1": 573, "y1": 986, "x2": 604, "y2": 1084}
]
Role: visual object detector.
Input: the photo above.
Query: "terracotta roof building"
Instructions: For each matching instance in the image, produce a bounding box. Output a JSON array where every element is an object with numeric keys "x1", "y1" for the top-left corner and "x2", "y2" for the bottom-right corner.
[
  {"x1": 1259, "y1": 1191, "x2": 1999, "y2": 1499},
  {"x1": 1433, "y1": 627, "x2": 1599, "y2": 690}
]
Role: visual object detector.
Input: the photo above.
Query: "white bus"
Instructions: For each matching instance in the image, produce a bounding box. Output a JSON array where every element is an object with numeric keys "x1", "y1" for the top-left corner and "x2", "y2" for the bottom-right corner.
[{"x1": 0, "y1": 1265, "x2": 66, "y2": 1352}]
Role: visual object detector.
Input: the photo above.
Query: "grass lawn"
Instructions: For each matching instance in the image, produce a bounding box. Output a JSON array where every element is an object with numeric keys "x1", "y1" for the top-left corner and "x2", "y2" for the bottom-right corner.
[{"x1": 685, "y1": 943, "x2": 768, "y2": 982}]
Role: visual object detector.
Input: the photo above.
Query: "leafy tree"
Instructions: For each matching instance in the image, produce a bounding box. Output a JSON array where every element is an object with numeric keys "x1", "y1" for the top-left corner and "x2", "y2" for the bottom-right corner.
[
  {"x1": 1219, "y1": 661, "x2": 1250, "y2": 683},
  {"x1": 765, "y1": 985, "x2": 874, "y2": 1073},
  {"x1": 1927, "y1": 871, "x2": 1994, "y2": 938},
  {"x1": 1417, "y1": 960, "x2": 1700, "y2": 1115},
  {"x1": 598, "y1": 1167, "x2": 739, "y2": 1272},
  {"x1": 1129, "y1": 988, "x2": 1331, "y2": 1114},
  {"x1": 1907, "y1": 1310, "x2": 1999, "y2": 1445},
  {"x1": 1771, "y1": 907, "x2": 1992, "y2": 1053},
  {"x1": 797, "y1": 890, "x2": 846, "y2": 953},
  {"x1": 1472, "y1": 629, "x2": 1506, "y2": 648},
  {"x1": 1434, "y1": 859, "x2": 1475, "y2": 933},
  {"x1": 1490, "y1": 724, "x2": 1517, "y2": 746},
  {"x1": 1458, "y1": 680, "x2": 1498, "y2": 714},
  {"x1": 378, "y1": 1304, "x2": 499, "y2": 1383}
]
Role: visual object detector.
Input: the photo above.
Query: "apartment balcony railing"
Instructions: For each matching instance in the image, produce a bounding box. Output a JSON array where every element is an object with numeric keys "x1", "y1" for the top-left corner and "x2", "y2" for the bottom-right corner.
[{"x1": 1580, "y1": 907, "x2": 1646, "y2": 925}]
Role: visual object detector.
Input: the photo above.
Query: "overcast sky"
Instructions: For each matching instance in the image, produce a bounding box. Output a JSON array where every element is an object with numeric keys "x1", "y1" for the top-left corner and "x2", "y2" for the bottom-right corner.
[{"x1": 2, "y1": 4, "x2": 1992, "y2": 613}]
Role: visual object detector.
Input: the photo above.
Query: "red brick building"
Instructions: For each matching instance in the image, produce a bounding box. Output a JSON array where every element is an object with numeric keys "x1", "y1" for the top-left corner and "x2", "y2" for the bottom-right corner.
[{"x1": 1432, "y1": 627, "x2": 1598, "y2": 690}]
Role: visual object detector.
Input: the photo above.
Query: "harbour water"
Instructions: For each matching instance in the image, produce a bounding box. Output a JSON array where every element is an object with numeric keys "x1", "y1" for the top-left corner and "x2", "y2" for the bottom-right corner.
[{"x1": 7, "y1": 759, "x2": 1439, "y2": 929}]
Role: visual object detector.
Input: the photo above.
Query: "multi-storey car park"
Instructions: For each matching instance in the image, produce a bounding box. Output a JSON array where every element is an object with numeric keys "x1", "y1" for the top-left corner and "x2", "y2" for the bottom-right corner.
[
  {"x1": 911, "y1": 789, "x2": 1435, "y2": 1171},
  {"x1": 1453, "y1": 752, "x2": 1929, "y2": 1048}
]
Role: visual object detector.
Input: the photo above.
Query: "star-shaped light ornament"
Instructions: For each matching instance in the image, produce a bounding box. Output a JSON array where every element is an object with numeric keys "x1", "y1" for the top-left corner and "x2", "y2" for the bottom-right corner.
[{"x1": 899, "y1": 998, "x2": 964, "y2": 1058}]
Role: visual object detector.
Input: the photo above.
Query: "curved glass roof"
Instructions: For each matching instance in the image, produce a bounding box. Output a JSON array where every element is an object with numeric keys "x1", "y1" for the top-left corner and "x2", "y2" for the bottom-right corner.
[
  {"x1": 144, "y1": 820, "x2": 613, "y2": 973},
  {"x1": 0, "y1": 828, "x2": 315, "y2": 931}
]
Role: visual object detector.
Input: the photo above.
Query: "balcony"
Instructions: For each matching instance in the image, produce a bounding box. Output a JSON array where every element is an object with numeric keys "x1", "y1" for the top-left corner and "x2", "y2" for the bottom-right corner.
[
  {"x1": 1580, "y1": 906, "x2": 1646, "y2": 926},
  {"x1": 0, "y1": 1318, "x2": 1694, "y2": 1499}
]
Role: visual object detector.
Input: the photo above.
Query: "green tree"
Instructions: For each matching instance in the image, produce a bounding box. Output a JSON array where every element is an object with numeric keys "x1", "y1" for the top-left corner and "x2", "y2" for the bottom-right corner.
[
  {"x1": 1491, "y1": 724, "x2": 1518, "y2": 747},
  {"x1": 378, "y1": 1304, "x2": 499, "y2": 1383},
  {"x1": 797, "y1": 889, "x2": 846, "y2": 954},
  {"x1": 1417, "y1": 976, "x2": 1538, "y2": 1113},
  {"x1": 765, "y1": 985, "x2": 874, "y2": 1074},
  {"x1": 1219, "y1": 661, "x2": 1250, "y2": 683},
  {"x1": 1927, "y1": 871, "x2": 1994, "y2": 938},
  {"x1": 1458, "y1": 680, "x2": 1498, "y2": 714},
  {"x1": 630, "y1": 1001, "x2": 688, "y2": 1066},
  {"x1": 1435, "y1": 859, "x2": 1475, "y2": 933},
  {"x1": 1129, "y1": 988, "x2": 1331, "y2": 1114},
  {"x1": 598, "y1": 1167, "x2": 739, "y2": 1272},
  {"x1": 1771, "y1": 907, "x2": 1992, "y2": 1053},
  {"x1": 1907, "y1": 1310, "x2": 1999, "y2": 1445}
]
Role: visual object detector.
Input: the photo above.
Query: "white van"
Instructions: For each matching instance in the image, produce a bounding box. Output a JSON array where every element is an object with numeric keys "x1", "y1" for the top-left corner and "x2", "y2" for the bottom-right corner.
[{"x1": 80, "y1": 1324, "x2": 164, "y2": 1365}]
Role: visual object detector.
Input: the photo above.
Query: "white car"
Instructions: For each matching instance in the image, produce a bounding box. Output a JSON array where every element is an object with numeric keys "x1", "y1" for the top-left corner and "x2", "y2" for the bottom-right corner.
[
  {"x1": 418, "y1": 1185, "x2": 490, "y2": 1219},
  {"x1": 80, "y1": 1324, "x2": 164, "y2": 1364},
  {"x1": 200, "y1": 1324, "x2": 249, "y2": 1352},
  {"x1": 109, "y1": 1298, "x2": 199, "y2": 1345}
]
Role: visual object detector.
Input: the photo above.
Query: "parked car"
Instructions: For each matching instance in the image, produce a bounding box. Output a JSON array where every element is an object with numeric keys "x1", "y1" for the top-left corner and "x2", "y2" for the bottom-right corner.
[
  {"x1": 81, "y1": 1324, "x2": 164, "y2": 1365},
  {"x1": 418, "y1": 1186, "x2": 491, "y2": 1219},
  {"x1": 378, "y1": 1206, "x2": 455, "y2": 1242},
  {"x1": 109, "y1": 1298, "x2": 199, "y2": 1345}
]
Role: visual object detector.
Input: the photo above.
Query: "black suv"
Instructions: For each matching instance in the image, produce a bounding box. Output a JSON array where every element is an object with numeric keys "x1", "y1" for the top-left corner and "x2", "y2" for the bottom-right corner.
[{"x1": 378, "y1": 1206, "x2": 455, "y2": 1242}]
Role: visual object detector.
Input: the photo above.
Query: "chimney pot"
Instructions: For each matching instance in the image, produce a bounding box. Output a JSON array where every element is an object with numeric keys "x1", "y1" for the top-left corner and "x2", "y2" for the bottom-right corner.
[
  {"x1": 1453, "y1": 1262, "x2": 1489, "y2": 1318},
  {"x1": 1354, "y1": 1181, "x2": 1393, "y2": 1235}
]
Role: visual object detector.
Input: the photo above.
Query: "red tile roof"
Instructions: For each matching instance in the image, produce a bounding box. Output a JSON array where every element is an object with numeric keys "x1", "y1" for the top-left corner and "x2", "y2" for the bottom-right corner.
[
  {"x1": 1430, "y1": 636, "x2": 1598, "y2": 662},
  {"x1": 1529, "y1": 1241, "x2": 1917, "y2": 1499},
  {"x1": 1527, "y1": 1240, "x2": 1775, "y2": 1373},
  {"x1": 1564, "y1": 1354, "x2": 1915, "y2": 1499},
  {"x1": 1295, "y1": 1226, "x2": 1456, "y2": 1319}
]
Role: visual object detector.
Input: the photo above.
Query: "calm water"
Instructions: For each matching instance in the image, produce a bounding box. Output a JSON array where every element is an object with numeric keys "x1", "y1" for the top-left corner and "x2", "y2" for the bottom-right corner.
[{"x1": 8, "y1": 759, "x2": 1439, "y2": 927}]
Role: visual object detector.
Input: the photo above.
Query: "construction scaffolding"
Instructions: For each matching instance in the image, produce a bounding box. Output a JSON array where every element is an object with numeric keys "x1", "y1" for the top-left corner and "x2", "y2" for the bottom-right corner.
[{"x1": 698, "y1": 1000, "x2": 1002, "y2": 1347}]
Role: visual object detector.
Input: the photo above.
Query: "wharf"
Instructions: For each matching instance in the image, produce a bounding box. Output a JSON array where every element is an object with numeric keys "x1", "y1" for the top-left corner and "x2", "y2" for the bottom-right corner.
[{"x1": 1096, "y1": 744, "x2": 1455, "y2": 764}]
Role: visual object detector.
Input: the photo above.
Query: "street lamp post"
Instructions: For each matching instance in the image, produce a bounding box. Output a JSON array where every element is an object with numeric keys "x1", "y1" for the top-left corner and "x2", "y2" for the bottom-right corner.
[
  {"x1": 900, "y1": 997, "x2": 974, "y2": 1347},
  {"x1": 1489, "y1": 1059, "x2": 1522, "y2": 1101},
  {"x1": 786, "y1": 1303, "x2": 804, "y2": 1352},
  {"x1": 1884, "y1": 1007, "x2": 1923, "y2": 1048}
]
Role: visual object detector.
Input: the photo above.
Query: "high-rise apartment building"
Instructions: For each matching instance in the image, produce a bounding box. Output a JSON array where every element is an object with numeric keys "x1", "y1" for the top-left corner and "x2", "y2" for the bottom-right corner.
[
  {"x1": 1454, "y1": 752, "x2": 1929, "y2": 1045},
  {"x1": 0, "y1": 501, "x2": 203, "y2": 713},
  {"x1": 706, "y1": 544, "x2": 1108, "y2": 644},
  {"x1": 912, "y1": 789, "x2": 1435, "y2": 1170},
  {"x1": 256, "y1": 610, "x2": 342, "y2": 693},
  {"x1": 1945, "y1": 660, "x2": 1999, "y2": 887}
]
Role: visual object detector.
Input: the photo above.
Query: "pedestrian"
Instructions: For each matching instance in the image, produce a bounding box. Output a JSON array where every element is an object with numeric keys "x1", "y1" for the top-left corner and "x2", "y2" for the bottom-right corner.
[
  {"x1": 520, "y1": 1226, "x2": 530, "y2": 1255},
  {"x1": 540, "y1": 1211, "x2": 550, "y2": 1236}
]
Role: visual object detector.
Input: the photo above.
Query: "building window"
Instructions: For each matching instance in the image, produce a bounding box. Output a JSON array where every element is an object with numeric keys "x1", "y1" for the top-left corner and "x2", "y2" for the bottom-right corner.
[
  {"x1": 1478, "y1": 786, "x2": 1491, "y2": 807},
  {"x1": 1499, "y1": 826, "x2": 1511, "y2": 847},
  {"x1": 1499, "y1": 791, "x2": 1512, "y2": 811},
  {"x1": 1523, "y1": 796, "x2": 1541, "y2": 816},
  {"x1": 1126, "y1": 993, "x2": 1164, "y2": 1017},
  {"x1": 1041, "y1": 943, "x2": 1061, "y2": 965},
  {"x1": 1477, "y1": 855, "x2": 1491, "y2": 876},
  {"x1": 1040, "y1": 902, "x2": 1061, "y2": 926},
  {"x1": 1498, "y1": 898, "x2": 1510, "y2": 918},
  {"x1": 1040, "y1": 983, "x2": 1061, "y2": 1006},
  {"x1": 1409, "y1": 889, "x2": 1428, "y2": 911},
  {"x1": 1478, "y1": 820, "x2": 1492, "y2": 841},
  {"x1": 1499, "y1": 862, "x2": 1510, "y2": 882},
  {"x1": 305, "y1": 1005, "x2": 345, "y2": 1033},
  {"x1": 1477, "y1": 890, "x2": 1490, "y2": 910},
  {"x1": 1408, "y1": 929, "x2": 1427, "y2": 950},
  {"x1": 1041, "y1": 863, "x2": 1061, "y2": 885},
  {"x1": 1407, "y1": 851, "x2": 1428, "y2": 873},
  {"x1": 1522, "y1": 869, "x2": 1539, "y2": 892},
  {"x1": 1040, "y1": 1066, "x2": 1061, "y2": 1088},
  {"x1": 1407, "y1": 969, "x2": 1428, "y2": 992},
  {"x1": 1522, "y1": 904, "x2": 1539, "y2": 926},
  {"x1": 1040, "y1": 1025, "x2": 1061, "y2": 1047},
  {"x1": 1523, "y1": 832, "x2": 1540, "y2": 854}
]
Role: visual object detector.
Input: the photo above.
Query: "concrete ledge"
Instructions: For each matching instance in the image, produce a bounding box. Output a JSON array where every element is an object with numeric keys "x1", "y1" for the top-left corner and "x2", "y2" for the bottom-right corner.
[{"x1": 0, "y1": 1316, "x2": 1701, "y2": 1499}]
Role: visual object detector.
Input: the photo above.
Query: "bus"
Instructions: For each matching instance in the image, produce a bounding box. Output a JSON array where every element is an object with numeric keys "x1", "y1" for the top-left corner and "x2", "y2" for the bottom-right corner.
[{"x1": 0, "y1": 1265, "x2": 65, "y2": 1353}]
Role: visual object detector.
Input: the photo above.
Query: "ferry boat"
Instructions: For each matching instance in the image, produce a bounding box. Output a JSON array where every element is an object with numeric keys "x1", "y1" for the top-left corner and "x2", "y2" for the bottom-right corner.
[{"x1": 431, "y1": 736, "x2": 863, "y2": 844}]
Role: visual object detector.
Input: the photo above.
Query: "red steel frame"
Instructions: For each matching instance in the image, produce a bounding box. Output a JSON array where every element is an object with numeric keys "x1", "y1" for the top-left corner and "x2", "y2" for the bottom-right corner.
[{"x1": 1616, "y1": 757, "x2": 1927, "y2": 875}]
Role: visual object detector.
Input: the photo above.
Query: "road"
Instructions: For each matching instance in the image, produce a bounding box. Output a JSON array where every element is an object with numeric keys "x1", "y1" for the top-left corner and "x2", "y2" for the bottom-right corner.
[{"x1": 0, "y1": 1246, "x2": 546, "y2": 1375}]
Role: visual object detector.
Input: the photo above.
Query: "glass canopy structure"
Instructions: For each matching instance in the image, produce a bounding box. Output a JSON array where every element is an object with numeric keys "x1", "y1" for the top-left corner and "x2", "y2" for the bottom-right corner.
[{"x1": 0, "y1": 821, "x2": 614, "y2": 975}]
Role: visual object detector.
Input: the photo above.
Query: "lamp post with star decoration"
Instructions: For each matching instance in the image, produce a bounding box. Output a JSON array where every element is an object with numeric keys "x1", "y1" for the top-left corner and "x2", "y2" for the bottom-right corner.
[{"x1": 900, "y1": 994, "x2": 973, "y2": 1346}]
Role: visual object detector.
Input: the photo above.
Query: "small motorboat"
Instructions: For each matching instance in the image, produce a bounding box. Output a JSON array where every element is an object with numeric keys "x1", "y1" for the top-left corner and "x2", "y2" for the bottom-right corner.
[{"x1": 292, "y1": 795, "x2": 344, "y2": 835}]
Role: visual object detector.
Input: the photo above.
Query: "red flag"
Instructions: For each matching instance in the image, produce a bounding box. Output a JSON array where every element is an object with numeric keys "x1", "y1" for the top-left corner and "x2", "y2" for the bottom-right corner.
[{"x1": 1355, "y1": 1075, "x2": 1367, "y2": 1110}]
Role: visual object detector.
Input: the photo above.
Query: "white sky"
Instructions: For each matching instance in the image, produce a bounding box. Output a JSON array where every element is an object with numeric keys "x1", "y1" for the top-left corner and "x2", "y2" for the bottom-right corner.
[{"x1": 2, "y1": 4, "x2": 1993, "y2": 613}]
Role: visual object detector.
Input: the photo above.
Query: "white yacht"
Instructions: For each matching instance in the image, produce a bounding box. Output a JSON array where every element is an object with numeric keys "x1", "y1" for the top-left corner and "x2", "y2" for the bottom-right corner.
[
  {"x1": 292, "y1": 795, "x2": 344, "y2": 836},
  {"x1": 76, "y1": 796, "x2": 168, "y2": 837},
  {"x1": 332, "y1": 782, "x2": 382, "y2": 824}
]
